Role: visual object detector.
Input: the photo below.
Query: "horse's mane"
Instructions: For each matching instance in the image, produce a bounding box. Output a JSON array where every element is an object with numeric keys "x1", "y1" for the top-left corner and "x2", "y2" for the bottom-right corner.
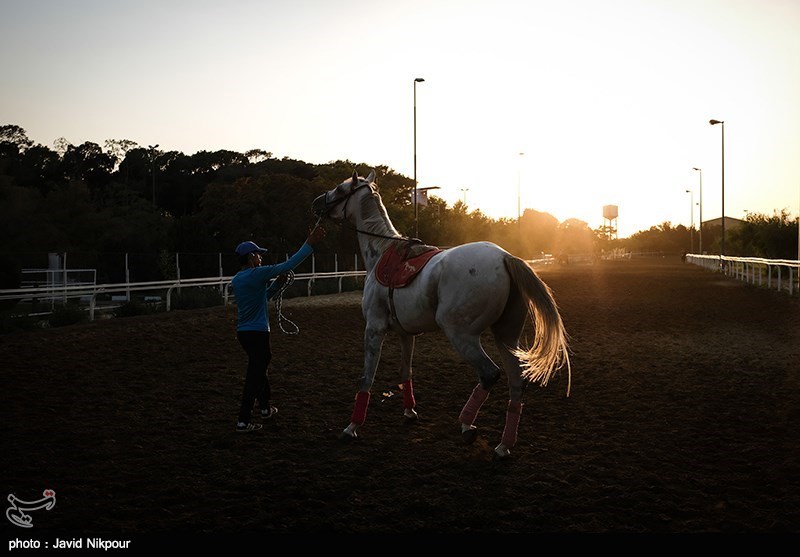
[{"x1": 357, "y1": 182, "x2": 403, "y2": 240}]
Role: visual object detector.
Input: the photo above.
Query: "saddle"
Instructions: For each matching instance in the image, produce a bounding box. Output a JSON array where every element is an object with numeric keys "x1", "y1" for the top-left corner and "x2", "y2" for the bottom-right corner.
[{"x1": 375, "y1": 242, "x2": 441, "y2": 288}]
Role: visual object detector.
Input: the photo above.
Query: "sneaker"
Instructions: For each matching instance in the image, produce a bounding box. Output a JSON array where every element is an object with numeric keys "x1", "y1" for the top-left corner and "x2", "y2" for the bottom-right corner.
[
  {"x1": 261, "y1": 406, "x2": 278, "y2": 419},
  {"x1": 236, "y1": 422, "x2": 262, "y2": 433}
]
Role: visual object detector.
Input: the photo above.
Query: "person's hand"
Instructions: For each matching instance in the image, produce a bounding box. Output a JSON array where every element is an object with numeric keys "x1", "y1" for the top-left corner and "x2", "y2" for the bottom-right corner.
[
  {"x1": 307, "y1": 225, "x2": 326, "y2": 245},
  {"x1": 275, "y1": 273, "x2": 289, "y2": 285}
]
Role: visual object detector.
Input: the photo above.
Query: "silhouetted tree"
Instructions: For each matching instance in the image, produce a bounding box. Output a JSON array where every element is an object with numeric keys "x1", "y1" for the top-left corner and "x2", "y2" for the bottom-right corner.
[
  {"x1": 61, "y1": 142, "x2": 115, "y2": 203},
  {"x1": 3, "y1": 123, "x2": 795, "y2": 290},
  {"x1": 729, "y1": 210, "x2": 798, "y2": 259},
  {"x1": 0, "y1": 124, "x2": 32, "y2": 150}
]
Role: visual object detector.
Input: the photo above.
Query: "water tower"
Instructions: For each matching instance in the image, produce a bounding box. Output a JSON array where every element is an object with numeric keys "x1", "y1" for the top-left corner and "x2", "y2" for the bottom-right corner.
[{"x1": 602, "y1": 205, "x2": 618, "y2": 239}]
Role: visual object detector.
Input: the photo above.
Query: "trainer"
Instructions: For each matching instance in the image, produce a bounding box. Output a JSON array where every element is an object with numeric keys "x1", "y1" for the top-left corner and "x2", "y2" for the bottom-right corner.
[{"x1": 231, "y1": 225, "x2": 326, "y2": 432}]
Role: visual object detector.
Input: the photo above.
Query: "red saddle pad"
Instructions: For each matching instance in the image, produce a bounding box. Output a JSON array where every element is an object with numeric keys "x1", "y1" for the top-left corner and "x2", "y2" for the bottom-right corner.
[{"x1": 375, "y1": 243, "x2": 442, "y2": 288}]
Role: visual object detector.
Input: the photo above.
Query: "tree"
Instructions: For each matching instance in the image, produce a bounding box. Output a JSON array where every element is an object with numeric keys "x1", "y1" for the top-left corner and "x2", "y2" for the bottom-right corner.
[
  {"x1": 197, "y1": 174, "x2": 321, "y2": 255},
  {"x1": 553, "y1": 218, "x2": 596, "y2": 256},
  {"x1": 245, "y1": 149, "x2": 272, "y2": 164},
  {"x1": 0, "y1": 124, "x2": 32, "y2": 178},
  {"x1": 18, "y1": 144, "x2": 64, "y2": 193},
  {"x1": 116, "y1": 147, "x2": 152, "y2": 200},
  {"x1": 53, "y1": 137, "x2": 72, "y2": 157},
  {"x1": 729, "y1": 210, "x2": 798, "y2": 259},
  {"x1": 520, "y1": 209, "x2": 559, "y2": 258},
  {"x1": 104, "y1": 139, "x2": 139, "y2": 172},
  {"x1": 0, "y1": 124, "x2": 32, "y2": 151},
  {"x1": 61, "y1": 142, "x2": 115, "y2": 203}
]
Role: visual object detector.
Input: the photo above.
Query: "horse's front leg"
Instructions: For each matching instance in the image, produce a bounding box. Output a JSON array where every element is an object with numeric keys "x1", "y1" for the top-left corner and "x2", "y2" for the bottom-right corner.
[
  {"x1": 341, "y1": 325, "x2": 386, "y2": 440},
  {"x1": 398, "y1": 333, "x2": 418, "y2": 420}
]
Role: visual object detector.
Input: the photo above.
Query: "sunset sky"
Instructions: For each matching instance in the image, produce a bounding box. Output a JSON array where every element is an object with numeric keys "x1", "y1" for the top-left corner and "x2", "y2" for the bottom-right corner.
[{"x1": 1, "y1": 0, "x2": 798, "y2": 238}]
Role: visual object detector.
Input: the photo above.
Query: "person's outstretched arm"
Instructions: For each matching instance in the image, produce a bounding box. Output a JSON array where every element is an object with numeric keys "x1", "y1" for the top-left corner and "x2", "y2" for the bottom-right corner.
[{"x1": 260, "y1": 226, "x2": 327, "y2": 285}]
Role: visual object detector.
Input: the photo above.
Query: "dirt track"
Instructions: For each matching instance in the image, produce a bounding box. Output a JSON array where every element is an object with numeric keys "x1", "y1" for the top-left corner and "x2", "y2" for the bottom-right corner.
[{"x1": 2, "y1": 256, "x2": 799, "y2": 538}]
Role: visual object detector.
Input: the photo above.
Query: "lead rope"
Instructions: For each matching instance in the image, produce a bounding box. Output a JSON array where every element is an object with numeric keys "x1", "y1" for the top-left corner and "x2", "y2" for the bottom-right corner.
[
  {"x1": 273, "y1": 214, "x2": 326, "y2": 336},
  {"x1": 273, "y1": 270, "x2": 299, "y2": 335}
]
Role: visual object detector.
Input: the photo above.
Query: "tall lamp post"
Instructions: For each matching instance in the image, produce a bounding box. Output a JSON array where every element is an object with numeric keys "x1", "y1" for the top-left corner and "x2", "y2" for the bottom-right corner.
[
  {"x1": 148, "y1": 144, "x2": 159, "y2": 205},
  {"x1": 685, "y1": 189, "x2": 694, "y2": 253},
  {"x1": 517, "y1": 152, "x2": 524, "y2": 232},
  {"x1": 709, "y1": 120, "x2": 725, "y2": 257},
  {"x1": 692, "y1": 167, "x2": 703, "y2": 253},
  {"x1": 413, "y1": 77, "x2": 425, "y2": 238}
]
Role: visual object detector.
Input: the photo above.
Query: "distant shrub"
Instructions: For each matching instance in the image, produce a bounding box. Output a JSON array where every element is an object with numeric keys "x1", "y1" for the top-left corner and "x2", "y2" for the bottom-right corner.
[
  {"x1": 113, "y1": 300, "x2": 160, "y2": 318},
  {"x1": 0, "y1": 311, "x2": 39, "y2": 334},
  {"x1": 48, "y1": 303, "x2": 87, "y2": 327},
  {"x1": 172, "y1": 287, "x2": 223, "y2": 310}
]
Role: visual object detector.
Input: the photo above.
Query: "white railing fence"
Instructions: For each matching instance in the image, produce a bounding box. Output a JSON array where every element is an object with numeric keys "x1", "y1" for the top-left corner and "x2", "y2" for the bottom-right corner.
[
  {"x1": 0, "y1": 269, "x2": 366, "y2": 321},
  {"x1": 8, "y1": 252, "x2": 796, "y2": 322},
  {"x1": 686, "y1": 254, "x2": 800, "y2": 296}
]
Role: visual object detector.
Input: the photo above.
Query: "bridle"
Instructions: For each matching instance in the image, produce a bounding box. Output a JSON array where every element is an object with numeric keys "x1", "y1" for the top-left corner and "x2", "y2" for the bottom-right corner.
[
  {"x1": 316, "y1": 180, "x2": 373, "y2": 221},
  {"x1": 314, "y1": 178, "x2": 420, "y2": 244}
]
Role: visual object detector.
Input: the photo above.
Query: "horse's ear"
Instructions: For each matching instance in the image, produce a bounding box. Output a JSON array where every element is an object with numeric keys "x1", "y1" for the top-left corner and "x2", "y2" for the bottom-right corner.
[
  {"x1": 367, "y1": 170, "x2": 376, "y2": 184},
  {"x1": 351, "y1": 170, "x2": 358, "y2": 184}
]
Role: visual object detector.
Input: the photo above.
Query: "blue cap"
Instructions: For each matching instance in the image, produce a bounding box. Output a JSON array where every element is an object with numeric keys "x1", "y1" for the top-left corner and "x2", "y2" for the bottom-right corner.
[{"x1": 235, "y1": 241, "x2": 267, "y2": 256}]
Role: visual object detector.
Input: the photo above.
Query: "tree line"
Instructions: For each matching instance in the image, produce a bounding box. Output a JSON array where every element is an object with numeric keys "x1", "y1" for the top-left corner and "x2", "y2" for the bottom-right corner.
[{"x1": 1, "y1": 123, "x2": 797, "y2": 288}]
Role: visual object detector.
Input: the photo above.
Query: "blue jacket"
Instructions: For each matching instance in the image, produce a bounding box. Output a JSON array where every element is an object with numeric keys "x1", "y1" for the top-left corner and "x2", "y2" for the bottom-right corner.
[{"x1": 231, "y1": 243, "x2": 313, "y2": 332}]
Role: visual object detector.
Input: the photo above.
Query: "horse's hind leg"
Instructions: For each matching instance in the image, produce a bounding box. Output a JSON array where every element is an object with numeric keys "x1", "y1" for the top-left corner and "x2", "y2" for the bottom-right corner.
[
  {"x1": 446, "y1": 332, "x2": 502, "y2": 444},
  {"x1": 492, "y1": 342, "x2": 526, "y2": 458},
  {"x1": 398, "y1": 333, "x2": 418, "y2": 420},
  {"x1": 491, "y1": 293, "x2": 528, "y2": 458}
]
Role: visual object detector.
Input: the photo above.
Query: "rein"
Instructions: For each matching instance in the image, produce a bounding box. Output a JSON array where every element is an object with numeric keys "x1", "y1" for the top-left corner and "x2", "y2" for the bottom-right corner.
[
  {"x1": 319, "y1": 181, "x2": 421, "y2": 244},
  {"x1": 339, "y1": 219, "x2": 420, "y2": 244},
  {"x1": 273, "y1": 271, "x2": 299, "y2": 335}
]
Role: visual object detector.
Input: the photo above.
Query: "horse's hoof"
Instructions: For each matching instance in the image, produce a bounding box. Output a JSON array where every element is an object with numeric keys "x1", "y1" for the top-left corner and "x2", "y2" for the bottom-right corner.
[
  {"x1": 403, "y1": 408, "x2": 418, "y2": 420},
  {"x1": 461, "y1": 425, "x2": 478, "y2": 444},
  {"x1": 494, "y1": 443, "x2": 511, "y2": 459},
  {"x1": 339, "y1": 429, "x2": 357, "y2": 441}
]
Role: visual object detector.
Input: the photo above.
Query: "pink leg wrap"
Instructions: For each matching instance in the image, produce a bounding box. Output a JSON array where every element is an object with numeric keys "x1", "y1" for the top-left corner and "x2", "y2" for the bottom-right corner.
[
  {"x1": 402, "y1": 379, "x2": 416, "y2": 409},
  {"x1": 501, "y1": 401, "x2": 524, "y2": 448},
  {"x1": 350, "y1": 391, "x2": 371, "y2": 425},
  {"x1": 458, "y1": 384, "x2": 490, "y2": 425}
]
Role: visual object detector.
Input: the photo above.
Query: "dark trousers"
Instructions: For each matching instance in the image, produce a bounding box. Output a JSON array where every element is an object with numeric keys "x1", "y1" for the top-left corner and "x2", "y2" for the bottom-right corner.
[{"x1": 237, "y1": 330, "x2": 272, "y2": 423}]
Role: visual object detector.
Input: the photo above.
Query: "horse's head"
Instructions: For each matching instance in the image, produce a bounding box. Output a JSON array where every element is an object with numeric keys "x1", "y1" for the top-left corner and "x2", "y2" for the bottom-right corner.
[{"x1": 312, "y1": 169, "x2": 376, "y2": 220}]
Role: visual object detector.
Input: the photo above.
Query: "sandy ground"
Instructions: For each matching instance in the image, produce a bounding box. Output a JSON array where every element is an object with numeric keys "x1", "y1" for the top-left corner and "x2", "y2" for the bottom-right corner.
[{"x1": 2, "y1": 256, "x2": 799, "y2": 541}]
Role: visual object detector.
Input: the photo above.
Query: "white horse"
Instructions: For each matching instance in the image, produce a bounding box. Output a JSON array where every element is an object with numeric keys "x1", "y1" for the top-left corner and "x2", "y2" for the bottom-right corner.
[{"x1": 312, "y1": 170, "x2": 570, "y2": 458}]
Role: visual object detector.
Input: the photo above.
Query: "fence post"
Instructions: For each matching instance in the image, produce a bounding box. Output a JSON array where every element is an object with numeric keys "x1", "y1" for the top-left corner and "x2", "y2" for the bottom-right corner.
[
  {"x1": 176, "y1": 253, "x2": 181, "y2": 293},
  {"x1": 336, "y1": 253, "x2": 342, "y2": 293},
  {"x1": 125, "y1": 253, "x2": 131, "y2": 301},
  {"x1": 62, "y1": 251, "x2": 68, "y2": 304},
  {"x1": 218, "y1": 253, "x2": 223, "y2": 293}
]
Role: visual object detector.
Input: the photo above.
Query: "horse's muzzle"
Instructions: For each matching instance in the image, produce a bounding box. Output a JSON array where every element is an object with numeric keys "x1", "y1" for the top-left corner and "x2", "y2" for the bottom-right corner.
[{"x1": 311, "y1": 193, "x2": 328, "y2": 217}]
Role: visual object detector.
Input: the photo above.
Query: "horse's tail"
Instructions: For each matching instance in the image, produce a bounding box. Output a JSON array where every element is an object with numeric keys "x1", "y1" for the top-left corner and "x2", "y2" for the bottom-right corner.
[{"x1": 504, "y1": 256, "x2": 572, "y2": 395}]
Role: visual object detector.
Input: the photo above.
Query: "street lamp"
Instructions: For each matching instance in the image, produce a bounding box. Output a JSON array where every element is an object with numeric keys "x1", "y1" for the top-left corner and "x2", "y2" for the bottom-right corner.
[
  {"x1": 517, "y1": 152, "x2": 524, "y2": 232},
  {"x1": 148, "y1": 144, "x2": 159, "y2": 205},
  {"x1": 459, "y1": 187, "x2": 469, "y2": 204},
  {"x1": 413, "y1": 77, "x2": 425, "y2": 238},
  {"x1": 692, "y1": 167, "x2": 703, "y2": 253},
  {"x1": 709, "y1": 120, "x2": 725, "y2": 256},
  {"x1": 685, "y1": 189, "x2": 694, "y2": 253}
]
